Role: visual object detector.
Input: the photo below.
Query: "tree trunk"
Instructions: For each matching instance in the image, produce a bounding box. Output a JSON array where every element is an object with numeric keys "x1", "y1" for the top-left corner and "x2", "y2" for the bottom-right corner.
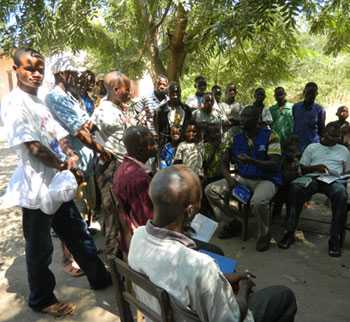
[
  {"x1": 167, "y1": 4, "x2": 188, "y2": 82},
  {"x1": 148, "y1": 35, "x2": 167, "y2": 80}
]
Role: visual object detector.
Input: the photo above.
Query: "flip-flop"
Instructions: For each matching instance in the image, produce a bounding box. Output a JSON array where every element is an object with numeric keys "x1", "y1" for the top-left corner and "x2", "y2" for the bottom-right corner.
[
  {"x1": 41, "y1": 302, "x2": 76, "y2": 317},
  {"x1": 63, "y1": 263, "x2": 85, "y2": 277}
]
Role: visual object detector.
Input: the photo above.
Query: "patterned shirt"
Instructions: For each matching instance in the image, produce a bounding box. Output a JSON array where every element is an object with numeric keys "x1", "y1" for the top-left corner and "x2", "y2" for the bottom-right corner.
[
  {"x1": 174, "y1": 141, "x2": 204, "y2": 176},
  {"x1": 231, "y1": 130, "x2": 282, "y2": 157},
  {"x1": 46, "y1": 86, "x2": 94, "y2": 173},
  {"x1": 219, "y1": 101, "x2": 242, "y2": 122},
  {"x1": 134, "y1": 92, "x2": 167, "y2": 133},
  {"x1": 112, "y1": 156, "x2": 153, "y2": 252},
  {"x1": 192, "y1": 107, "x2": 223, "y2": 126},
  {"x1": 269, "y1": 102, "x2": 294, "y2": 143}
]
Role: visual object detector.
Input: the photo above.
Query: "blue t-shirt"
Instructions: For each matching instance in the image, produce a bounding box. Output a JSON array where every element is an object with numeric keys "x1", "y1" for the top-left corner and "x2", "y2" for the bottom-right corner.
[
  {"x1": 81, "y1": 94, "x2": 95, "y2": 116},
  {"x1": 292, "y1": 101, "x2": 326, "y2": 152},
  {"x1": 160, "y1": 143, "x2": 176, "y2": 168}
]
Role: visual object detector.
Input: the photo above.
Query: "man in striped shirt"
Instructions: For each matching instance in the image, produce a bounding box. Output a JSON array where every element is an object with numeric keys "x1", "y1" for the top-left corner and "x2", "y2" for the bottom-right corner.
[{"x1": 134, "y1": 75, "x2": 168, "y2": 133}]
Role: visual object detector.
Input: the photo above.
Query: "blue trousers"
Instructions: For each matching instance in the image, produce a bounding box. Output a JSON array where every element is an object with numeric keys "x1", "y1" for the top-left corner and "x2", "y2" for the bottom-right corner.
[{"x1": 22, "y1": 201, "x2": 111, "y2": 311}]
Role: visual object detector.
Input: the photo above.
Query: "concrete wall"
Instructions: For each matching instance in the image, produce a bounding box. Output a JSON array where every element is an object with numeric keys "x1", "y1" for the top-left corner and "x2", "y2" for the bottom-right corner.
[{"x1": 0, "y1": 55, "x2": 15, "y2": 101}]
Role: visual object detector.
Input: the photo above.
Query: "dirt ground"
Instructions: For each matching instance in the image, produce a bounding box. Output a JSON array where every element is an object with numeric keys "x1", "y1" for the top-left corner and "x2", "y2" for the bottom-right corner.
[{"x1": 0, "y1": 129, "x2": 349, "y2": 322}]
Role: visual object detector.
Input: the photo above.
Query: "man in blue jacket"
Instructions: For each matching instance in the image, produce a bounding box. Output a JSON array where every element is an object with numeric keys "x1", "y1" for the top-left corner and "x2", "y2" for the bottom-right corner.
[{"x1": 206, "y1": 106, "x2": 282, "y2": 251}]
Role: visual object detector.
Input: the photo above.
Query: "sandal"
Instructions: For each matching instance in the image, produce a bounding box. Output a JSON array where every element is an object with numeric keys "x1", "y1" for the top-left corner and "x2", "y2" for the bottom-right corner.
[
  {"x1": 41, "y1": 302, "x2": 76, "y2": 317},
  {"x1": 63, "y1": 262, "x2": 85, "y2": 277}
]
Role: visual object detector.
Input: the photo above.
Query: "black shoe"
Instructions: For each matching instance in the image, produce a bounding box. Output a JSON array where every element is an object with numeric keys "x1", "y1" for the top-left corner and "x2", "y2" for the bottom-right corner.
[
  {"x1": 256, "y1": 233, "x2": 271, "y2": 252},
  {"x1": 277, "y1": 232, "x2": 295, "y2": 249},
  {"x1": 218, "y1": 220, "x2": 242, "y2": 239},
  {"x1": 329, "y1": 236, "x2": 342, "y2": 257}
]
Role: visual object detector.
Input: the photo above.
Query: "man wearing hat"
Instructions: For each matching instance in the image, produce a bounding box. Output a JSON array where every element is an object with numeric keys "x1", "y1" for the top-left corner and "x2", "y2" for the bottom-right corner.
[
  {"x1": 46, "y1": 54, "x2": 111, "y2": 171},
  {"x1": 46, "y1": 54, "x2": 112, "y2": 276}
]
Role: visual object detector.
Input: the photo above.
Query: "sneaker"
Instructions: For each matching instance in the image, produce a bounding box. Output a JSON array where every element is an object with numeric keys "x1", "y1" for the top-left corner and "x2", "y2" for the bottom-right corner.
[
  {"x1": 218, "y1": 220, "x2": 242, "y2": 239},
  {"x1": 256, "y1": 233, "x2": 271, "y2": 252},
  {"x1": 328, "y1": 236, "x2": 342, "y2": 257},
  {"x1": 277, "y1": 232, "x2": 295, "y2": 249}
]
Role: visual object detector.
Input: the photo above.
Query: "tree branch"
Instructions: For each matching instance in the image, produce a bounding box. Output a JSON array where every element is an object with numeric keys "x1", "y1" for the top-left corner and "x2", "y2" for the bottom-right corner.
[{"x1": 153, "y1": 0, "x2": 173, "y2": 31}]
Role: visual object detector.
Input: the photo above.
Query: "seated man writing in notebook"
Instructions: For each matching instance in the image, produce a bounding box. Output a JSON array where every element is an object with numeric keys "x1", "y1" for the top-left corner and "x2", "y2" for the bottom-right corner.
[
  {"x1": 128, "y1": 165, "x2": 297, "y2": 322},
  {"x1": 278, "y1": 123, "x2": 350, "y2": 257}
]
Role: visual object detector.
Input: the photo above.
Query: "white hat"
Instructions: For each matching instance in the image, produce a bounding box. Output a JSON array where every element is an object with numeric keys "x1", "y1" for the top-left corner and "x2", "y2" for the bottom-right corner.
[
  {"x1": 50, "y1": 55, "x2": 82, "y2": 74},
  {"x1": 40, "y1": 170, "x2": 78, "y2": 214}
]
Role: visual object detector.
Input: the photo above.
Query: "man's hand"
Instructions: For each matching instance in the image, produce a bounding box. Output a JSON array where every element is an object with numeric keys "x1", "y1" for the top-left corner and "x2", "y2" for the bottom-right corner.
[
  {"x1": 225, "y1": 271, "x2": 256, "y2": 285},
  {"x1": 311, "y1": 164, "x2": 329, "y2": 174},
  {"x1": 238, "y1": 276, "x2": 256, "y2": 294},
  {"x1": 66, "y1": 154, "x2": 79, "y2": 170},
  {"x1": 70, "y1": 168, "x2": 84, "y2": 185},
  {"x1": 100, "y1": 149, "x2": 112, "y2": 163},
  {"x1": 237, "y1": 153, "x2": 255, "y2": 165},
  {"x1": 226, "y1": 176, "x2": 239, "y2": 190},
  {"x1": 83, "y1": 120, "x2": 94, "y2": 132}
]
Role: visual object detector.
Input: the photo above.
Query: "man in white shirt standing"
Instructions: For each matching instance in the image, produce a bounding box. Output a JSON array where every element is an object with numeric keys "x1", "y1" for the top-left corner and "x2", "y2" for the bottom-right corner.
[
  {"x1": 0, "y1": 48, "x2": 111, "y2": 317},
  {"x1": 278, "y1": 123, "x2": 350, "y2": 257},
  {"x1": 128, "y1": 165, "x2": 297, "y2": 322},
  {"x1": 91, "y1": 71, "x2": 135, "y2": 258},
  {"x1": 186, "y1": 75, "x2": 208, "y2": 110}
]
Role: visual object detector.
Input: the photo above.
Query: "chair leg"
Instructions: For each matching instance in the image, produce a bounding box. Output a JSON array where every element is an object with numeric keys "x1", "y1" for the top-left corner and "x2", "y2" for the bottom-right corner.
[
  {"x1": 241, "y1": 205, "x2": 249, "y2": 241},
  {"x1": 110, "y1": 259, "x2": 135, "y2": 322}
]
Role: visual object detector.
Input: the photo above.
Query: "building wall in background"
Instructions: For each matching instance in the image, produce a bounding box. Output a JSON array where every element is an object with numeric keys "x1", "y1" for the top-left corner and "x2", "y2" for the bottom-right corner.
[{"x1": 0, "y1": 55, "x2": 15, "y2": 101}]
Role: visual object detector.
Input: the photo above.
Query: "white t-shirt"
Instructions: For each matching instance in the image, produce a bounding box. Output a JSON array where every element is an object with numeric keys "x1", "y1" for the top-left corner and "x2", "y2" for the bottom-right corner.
[
  {"x1": 91, "y1": 100, "x2": 135, "y2": 163},
  {"x1": 192, "y1": 107, "x2": 223, "y2": 125},
  {"x1": 300, "y1": 143, "x2": 350, "y2": 175},
  {"x1": 0, "y1": 87, "x2": 68, "y2": 212}
]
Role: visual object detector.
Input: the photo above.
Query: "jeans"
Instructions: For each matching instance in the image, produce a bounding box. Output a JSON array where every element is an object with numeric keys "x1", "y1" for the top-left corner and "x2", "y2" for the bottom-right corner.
[
  {"x1": 287, "y1": 179, "x2": 348, "y2": 237},
  {"x1": 22, "y1": 201, "x2": 111, "y2": 311},
  {"x1": 249, "y1": 286, "x2": 297, "y2": 322}
]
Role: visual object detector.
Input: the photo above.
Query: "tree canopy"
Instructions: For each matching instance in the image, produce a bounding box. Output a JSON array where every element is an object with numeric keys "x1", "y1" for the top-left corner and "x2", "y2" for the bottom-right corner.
[{"x1": 1, "y1": 0, "x2": 350, "y2": 102}]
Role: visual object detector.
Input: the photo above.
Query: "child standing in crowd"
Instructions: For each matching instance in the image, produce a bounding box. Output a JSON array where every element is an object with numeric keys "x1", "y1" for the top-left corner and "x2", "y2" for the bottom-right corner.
[
  {"x1": 253, "y1": 87, "x2": 273, "y2": 127},
  {"x1": 202, "y1": 123, "x2": 231, "y2": 185},
  {"x1": 272, "y1": 136, "x2": 302, "y2": 219},
  {"x1": 174, "y1": 123, "x2": 203, "y2": 176},
  {"x1": 159, "y1": 127, "x2": 181, "y2": 168}
]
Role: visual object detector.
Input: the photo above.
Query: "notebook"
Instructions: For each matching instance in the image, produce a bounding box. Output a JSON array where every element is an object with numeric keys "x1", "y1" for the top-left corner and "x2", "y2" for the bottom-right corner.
[
  {"x1": 199, "y1": 250, "x2": 238, "y2": 273},
  {"x1": 190, "y1": 213, "x2": 218, "y2": 242}
]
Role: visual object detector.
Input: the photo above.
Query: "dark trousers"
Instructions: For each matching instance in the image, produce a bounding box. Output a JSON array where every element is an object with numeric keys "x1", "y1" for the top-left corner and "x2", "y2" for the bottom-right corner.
[
  {"x1": 22, "y1": 201, "x2": 111, "y2": 311},
  {"x1": 287, "y1": 179, "x2": 348, "y2": 237},
  {"x1": 249, "y1": 286, "x2": 297, "y2": 322},
  {"x1": 272, "y1": 184, "x2": 291, "y2": 218}
]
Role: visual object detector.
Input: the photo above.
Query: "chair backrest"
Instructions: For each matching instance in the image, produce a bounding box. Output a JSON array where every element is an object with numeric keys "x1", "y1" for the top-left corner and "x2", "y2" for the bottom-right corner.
[{"x1": 110, "y1": 257, "x2": 174, "y2": 322}]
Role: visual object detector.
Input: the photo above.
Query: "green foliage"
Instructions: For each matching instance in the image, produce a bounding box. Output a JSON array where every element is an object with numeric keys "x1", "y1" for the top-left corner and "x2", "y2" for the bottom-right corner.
[
  {"x1": 2, "y1": 0, "x2": 350, "y2": 111},
  {"x1": 310, "y1": 0, "x2": 350, "y2": 55},
  {"x1": 182, "y1": 28, "x2": 350, "y2": 112}
]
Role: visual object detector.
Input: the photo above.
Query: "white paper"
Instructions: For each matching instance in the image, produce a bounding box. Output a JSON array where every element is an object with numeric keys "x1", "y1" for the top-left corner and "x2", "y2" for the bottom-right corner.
[
  {"x1": 317, "y1": 173, "x2": 350, "y2": 184},
  {"x1": 190, "y1": 213, "x2": 218, "y2": 242}
]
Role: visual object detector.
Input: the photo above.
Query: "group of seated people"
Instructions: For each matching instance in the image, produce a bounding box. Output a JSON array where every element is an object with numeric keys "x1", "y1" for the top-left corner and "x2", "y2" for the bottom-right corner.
[
  {"x1": 110, "y1": 74, "x2": 349, "y2": 259},
  {"x1": 4, "y1": 47, "x2": 350, "y2": 320}
]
